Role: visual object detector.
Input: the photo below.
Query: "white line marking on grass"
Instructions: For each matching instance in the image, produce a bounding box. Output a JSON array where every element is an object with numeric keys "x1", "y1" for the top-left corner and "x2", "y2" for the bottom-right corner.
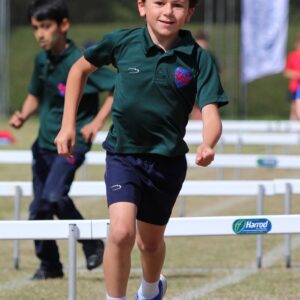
[
  {"x1": 170, "y1": 236, "x2": 300, "y2": 300},
  {"x1": 0, "y1": 277, "x2": 33, "y2": 292}
]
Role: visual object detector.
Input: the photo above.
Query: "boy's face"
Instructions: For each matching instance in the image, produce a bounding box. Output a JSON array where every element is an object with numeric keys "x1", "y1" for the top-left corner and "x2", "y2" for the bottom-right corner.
[
  {"x1": 138, "y1": 0, "x2": 194, "y2": 43},
  {"x1": 31, "y1": 17, "x2": 69, "y2": 53}
]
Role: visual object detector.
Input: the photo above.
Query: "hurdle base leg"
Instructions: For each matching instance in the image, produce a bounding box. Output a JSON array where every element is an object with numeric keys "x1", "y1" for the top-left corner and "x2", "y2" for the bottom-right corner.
[{"x1": 285, "y1": 256, "x2": 291, "y2": 269}]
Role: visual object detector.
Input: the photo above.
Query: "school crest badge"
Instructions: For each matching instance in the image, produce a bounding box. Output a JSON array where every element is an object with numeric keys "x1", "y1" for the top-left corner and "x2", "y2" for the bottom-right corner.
[
  {"x1": 57, "y1": 82, "x2": 66, "y2": 96},
  {"x1": 175, "y1": 67, "x2": 192, "y2": 88}
]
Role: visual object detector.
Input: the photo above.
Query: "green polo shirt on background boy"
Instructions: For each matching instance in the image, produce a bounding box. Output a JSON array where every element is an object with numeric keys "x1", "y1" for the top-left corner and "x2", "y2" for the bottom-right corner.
[
  {"x1": 29, "y1": 39, "x2": 115, "y2": 152},
  {"x1": 84, "y1": 26, "x2": 227, "y2": 156}
]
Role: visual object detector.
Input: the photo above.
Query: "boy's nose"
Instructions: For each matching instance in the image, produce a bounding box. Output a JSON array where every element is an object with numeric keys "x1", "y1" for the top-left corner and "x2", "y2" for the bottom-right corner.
[
  {"x1": 35, "y1": 29, "x2": 44, "y2": 39},
  {"x1": 163, "y1": 3, "x2": 173, "y2": 15}
]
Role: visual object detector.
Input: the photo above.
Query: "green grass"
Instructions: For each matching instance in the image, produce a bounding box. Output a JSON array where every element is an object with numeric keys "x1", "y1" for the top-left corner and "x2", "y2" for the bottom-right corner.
[{"x1": 0, "y1": 118, "x2": 300, "y2": 299}]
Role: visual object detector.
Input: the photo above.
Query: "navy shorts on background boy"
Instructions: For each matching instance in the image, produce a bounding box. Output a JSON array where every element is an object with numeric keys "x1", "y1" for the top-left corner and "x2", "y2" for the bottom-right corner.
[{"x1": 105, "y1": 151, "x2": 187, "y2": 225}]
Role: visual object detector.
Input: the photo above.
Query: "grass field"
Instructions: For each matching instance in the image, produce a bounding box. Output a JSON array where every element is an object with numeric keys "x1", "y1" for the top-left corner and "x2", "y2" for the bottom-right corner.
[{"x1": 0, "y1": 117, "x2": 300, "y2": 299}]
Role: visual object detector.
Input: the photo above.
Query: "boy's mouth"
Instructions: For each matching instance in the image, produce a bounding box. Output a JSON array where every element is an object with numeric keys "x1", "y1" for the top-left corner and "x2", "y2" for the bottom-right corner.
[
  {"x1": 160, "y1": 20, "x2": 175, "y2": 25},
  {"x1": 39, "y1": 41, "x2": 48, "y2": 48}
]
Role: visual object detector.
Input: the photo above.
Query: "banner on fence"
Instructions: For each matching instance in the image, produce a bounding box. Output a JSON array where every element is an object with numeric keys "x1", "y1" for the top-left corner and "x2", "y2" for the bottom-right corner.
[{"x1": 241, "y1": 0, "x2": 289, "y2": 83}]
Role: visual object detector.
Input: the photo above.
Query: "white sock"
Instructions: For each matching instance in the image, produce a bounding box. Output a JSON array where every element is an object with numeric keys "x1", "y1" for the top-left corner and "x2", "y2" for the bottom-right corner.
[
  {"x1": 106, "y1": 295, "x2": 126, "y2": 300},
  {"x1": 137, "y1": 277, "x2": 159, "y2": 299}
]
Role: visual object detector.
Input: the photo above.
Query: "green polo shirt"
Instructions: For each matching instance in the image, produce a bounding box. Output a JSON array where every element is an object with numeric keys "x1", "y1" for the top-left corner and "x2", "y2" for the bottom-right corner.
[
  {"x1": 28, "y1": 40, "x2": 116, "y2": 152},
  {"x1": 84, "y1": 27, "x2": 228, "y2": 156}
]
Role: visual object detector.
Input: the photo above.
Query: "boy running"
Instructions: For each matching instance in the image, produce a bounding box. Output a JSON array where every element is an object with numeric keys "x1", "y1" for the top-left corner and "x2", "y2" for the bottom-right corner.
[
  {"x1": 9, "y1": 0, "x2": 115, "y2": 280},
  {"x1": 55, "y1": 0, "x2": 228, "y2": 298}
]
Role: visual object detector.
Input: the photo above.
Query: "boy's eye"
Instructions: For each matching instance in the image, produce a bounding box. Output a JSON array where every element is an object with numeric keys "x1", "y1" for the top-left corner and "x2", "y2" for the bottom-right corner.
[
  {"x1": 39, "y1": 21, "x2": 52, "y2": 30},
  {"x1": 172, "y1": 1, "x2": 185, "y2": 8},
  {"x1": 41, "y1": 23, "x2": 51, "y2": 29}
]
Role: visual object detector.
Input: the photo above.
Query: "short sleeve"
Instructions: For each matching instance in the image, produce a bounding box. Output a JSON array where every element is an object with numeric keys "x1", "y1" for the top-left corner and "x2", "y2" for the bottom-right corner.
[
  {"x1": 84, "y1": 32, "x2": 117, "y2": 68},
  {"x1": 28, "y1": 55, "x2": 43, "y2": 98},
  {"x1": 87, "y1": 66, "x2": 116, "y2": 92},
  {"x1": 196, "y1": 50, "x2": 228, "y2": 110}
]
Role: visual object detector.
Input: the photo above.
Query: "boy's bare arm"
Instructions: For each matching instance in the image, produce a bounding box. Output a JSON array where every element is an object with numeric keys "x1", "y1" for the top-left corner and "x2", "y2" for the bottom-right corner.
[
  {"x1": 195, "y1": 103, "x2": 222, "y2": 167},
  {"x1": 284, "y1": 69, "x2": 300, "y2": 80},
  {"x1": 54, "y1": 56, "x2": 97, "y2": 156},
  {"x1": 9, "y1": 94, "x2": 39, "y2": 129},
  {"x1": 80, "y1": 93, "x2": 113, "y2": 142}
]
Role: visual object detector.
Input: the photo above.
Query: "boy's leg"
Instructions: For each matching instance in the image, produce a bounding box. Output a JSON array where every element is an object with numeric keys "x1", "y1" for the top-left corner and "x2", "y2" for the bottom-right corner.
[
  {"x1": 29, "y1": 141, "x2": 63, "y2": 278},
  {"x1": 104, "y1": 202, "x2": 137, "y2": 298},
  {"x1": 136, "y1": 221, "x2": 166, "y2": 299},
  {"x1": 290, "y1": 101, "x2": 298, "y2": 120},
  {"x1": 136, "y1": 221, "x2": 166, "y2": 283},
  {"x1": 42, "y1": 150, "x2": 104, "y2": 270}
]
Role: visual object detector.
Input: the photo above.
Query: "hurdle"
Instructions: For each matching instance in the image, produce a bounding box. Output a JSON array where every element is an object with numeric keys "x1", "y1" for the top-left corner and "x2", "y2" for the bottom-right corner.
[
  {"x1": 0, "y1": 215, "x2": 299, "y2": 300},
  {"x1": 92, "y1": 131, "x2": 300, "y2": 149},
  {"x1": 186, "y1": 120, "x2": 300, "y2": 133},
  {"x1": 4, "y1": 150, "x2": 300, "y2": 178},
  {"x1": 0, "y1": 180, "x2": 275, "y2": 269},
  {"x1": 274, "y1": 179, "x2": 300, "y2": 268}
]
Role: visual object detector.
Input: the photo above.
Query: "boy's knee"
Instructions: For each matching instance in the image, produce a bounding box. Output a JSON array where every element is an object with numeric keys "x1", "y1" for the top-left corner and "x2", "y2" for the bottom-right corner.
[
  {"x1": 109, "y1": 226, "x2": 135, "y2": 249},
  {"x1": 137, "y1": 239, "x2": 163, "y2": 254},
  {"x1": 29, "y1": 207, "x2": 52, "y2": 220},
  {"x1": 44, "y1": 191, "x2": 62, "y2": 204}
]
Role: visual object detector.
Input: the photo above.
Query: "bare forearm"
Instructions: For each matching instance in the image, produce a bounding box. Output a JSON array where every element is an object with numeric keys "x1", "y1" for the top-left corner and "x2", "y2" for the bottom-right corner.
[
  {"x1": 61, "y1": 57, "x2": 95, "y2": 129},
  {"x1": 62, "y1": 67, "x2": 87, "y2": 128},
  {"x1": 20, "y1": 95, "x2": 39, "y2": 120},
  {"x1": 284, "y1": 69, "x2": 300, "y2": 80},
  {"x1": 201, "y1": 104, "x2": 222, "y2": 148},
  {"x1": 9, "y1": 95, "x2": 39, "y2": 129},
  {"x1": 55, "y1": 57, "x2": 97, "y2": 156}
]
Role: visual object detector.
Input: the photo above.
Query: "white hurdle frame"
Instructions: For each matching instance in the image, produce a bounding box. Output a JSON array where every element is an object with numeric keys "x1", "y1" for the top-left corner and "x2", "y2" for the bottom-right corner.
[
  {"x1": 0, "y1": 180, "x2": 275, "y2": 270},
  {"x1": 4, "y1": 150, "x2": 300, "y2": 182},
  {"x1": 92, "y1": 131, "x2": 300, "y2": 153},
  {"x1": 0, "y1": 215, "x2": 299, "y2": 300},
  {"x1": 274, "y1": 179, "x2": 300, "y2": 268},
  {"x1": 186, "y1": 120, "x2": 300, "y2": 133}
]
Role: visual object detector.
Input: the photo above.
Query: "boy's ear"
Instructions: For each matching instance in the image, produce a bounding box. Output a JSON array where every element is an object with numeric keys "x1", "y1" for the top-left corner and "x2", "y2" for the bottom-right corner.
[
  {"x1": 137, "y1": 0, "x2": 146, "y2": 17},
  {"x1": 186, "y1": 8, "x2": 195, "y2": 23},
  {"x1": 59, "y1": 18, "x2": 70, "y2": 33}
]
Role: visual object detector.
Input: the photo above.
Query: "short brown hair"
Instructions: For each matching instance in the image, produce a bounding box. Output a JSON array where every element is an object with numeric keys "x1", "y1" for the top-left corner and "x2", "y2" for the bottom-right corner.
[
  {"x1": 189, "y1": 0, "x2": 199, "y2": 8},
  {"x1": 141, "y1": 0, "x2": 199, "y2": 8}
]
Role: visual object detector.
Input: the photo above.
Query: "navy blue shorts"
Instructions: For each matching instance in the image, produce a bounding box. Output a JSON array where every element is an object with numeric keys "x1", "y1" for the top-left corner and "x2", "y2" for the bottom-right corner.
[
  {"x1": 104, "y1": 152, "x2": 187, "y2": 225},
  {"x1": 288, "y1": 91, "x2": 297, "y2": 102}
]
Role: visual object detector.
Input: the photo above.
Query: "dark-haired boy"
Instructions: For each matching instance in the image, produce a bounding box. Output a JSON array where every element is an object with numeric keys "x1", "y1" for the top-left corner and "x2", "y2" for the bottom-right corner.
[{"x1": 9, "y1": 0, "x2": 115, "y2": 280}]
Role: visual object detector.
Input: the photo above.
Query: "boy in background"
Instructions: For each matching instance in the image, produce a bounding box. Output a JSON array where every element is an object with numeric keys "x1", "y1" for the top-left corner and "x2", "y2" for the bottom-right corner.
[
  {"x1": 284, "y1": 34, "x2": 300, "y2": 120},
  {"x1": 55, "y1": 0, "x2": 228, "y2": 298},
  {"x1": 9, "y1": 0, "x2": 115, "y2": 280}
]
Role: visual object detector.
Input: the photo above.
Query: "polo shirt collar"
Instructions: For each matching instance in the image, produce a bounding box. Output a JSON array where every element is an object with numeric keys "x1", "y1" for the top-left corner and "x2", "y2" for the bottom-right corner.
[
  {"x1": 47, "y1": 39, "x2": 75, "y2": 63},
  {"x1": 142, "y1": 26, "x2": 195, "y2": 56}
]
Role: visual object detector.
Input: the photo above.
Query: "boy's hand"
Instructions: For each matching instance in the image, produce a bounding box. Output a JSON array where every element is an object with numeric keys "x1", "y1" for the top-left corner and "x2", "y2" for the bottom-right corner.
[
  {"x1": 195, "y1": 144, "x2": 215, "y2": 167},
  {"x1": 9, "y1": 111, "x2": 25, "y2": 129},
  {"x1": 54, "y1": 128, "x2": 75, "y2": 159},
  {"x1": 80, "y1": 120, "x2": 104, "y2": 143}
]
